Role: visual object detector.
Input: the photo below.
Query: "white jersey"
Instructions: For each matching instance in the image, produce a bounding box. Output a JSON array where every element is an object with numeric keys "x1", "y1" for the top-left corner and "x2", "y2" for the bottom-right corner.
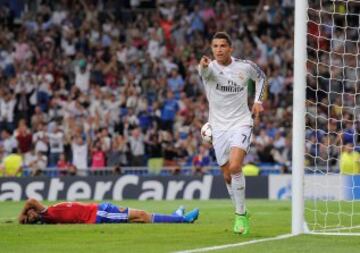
[{"x1": 198, "y1": 57, "x2": 266, "y2": 130}]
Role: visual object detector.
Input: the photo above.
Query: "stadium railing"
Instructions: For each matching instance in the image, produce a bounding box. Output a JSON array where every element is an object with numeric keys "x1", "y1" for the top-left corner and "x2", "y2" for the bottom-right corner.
[
  {"x1": 4, "y1": 165, "x2": 340, "y2": 178},
  {"x1": 15, "y1": 164, "x2": 292, "y2": 177}
]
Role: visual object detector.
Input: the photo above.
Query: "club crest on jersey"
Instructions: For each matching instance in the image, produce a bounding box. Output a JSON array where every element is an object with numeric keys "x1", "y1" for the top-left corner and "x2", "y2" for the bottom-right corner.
[{"x1": 227, "y1": 80, "x2": 238, "y2": 86}]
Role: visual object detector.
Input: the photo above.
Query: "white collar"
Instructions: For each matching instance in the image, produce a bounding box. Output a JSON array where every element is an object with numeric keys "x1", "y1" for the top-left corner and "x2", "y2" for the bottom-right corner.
[{"x1": 215, "y1": 57, "x2": 233, "y2": 69}]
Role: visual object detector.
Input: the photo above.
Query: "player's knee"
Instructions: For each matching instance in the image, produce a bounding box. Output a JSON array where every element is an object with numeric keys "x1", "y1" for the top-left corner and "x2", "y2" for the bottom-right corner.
[
  {"x1": 229, "y1": 163, "x2": 242, "y2": 175},
  {"x1": 138, "y1": 210, "x2": 149, "y2": 222},
  {"x1": 223, "y1": 173, "x2": 231, "y2": 184}
]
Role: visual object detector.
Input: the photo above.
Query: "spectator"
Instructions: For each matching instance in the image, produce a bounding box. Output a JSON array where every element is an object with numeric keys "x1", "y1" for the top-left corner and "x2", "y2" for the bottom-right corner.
[
  {"x1": 192, "y1": 145, "x2": 211, "y2": 175},
  {"x1": 167, "y1": 69, "x2": 184, "y2": 98},
  {"x1": 14, "y1": 119, "x2": 32, "y2": 157},
  {"x1": 161, "y1": 130, "x2": 178, "y2": 167},
  {"x1": 128, "y1": 127, "x2": 145, "y2": 166},
  {"x1": 274, "y1": 135, "x2": 292, "y2": 165},
  {"x1": 36, "y1": 66, "x2": 53, "y2": 112},
  {"x1": 74, "y1": 59, "x2": 91, "y2": 94},
  {"x1": 339, "y1": 144, "x2": 360, "y2": 175},
  {"x1": 26, "y1": 150, "x2": 48, "y2": 176},
  {"x1": 1, "y1": 129, "x2": 17, "y2": 156},
  {"x1": 14, "y1": 73, "x2": 34, "y2": 125},
  {"x1": 32, "y1": 122, "x2": 48, "y2": 155},
  {"x1": 268, "y1": 68, "x2": 285, "y2": 106},
  {"x1": 106, "y1": 136, "x2": 127, "y2": 168},
  {"x1": 71, "y1": 136, "x2": 88, "y2": 175},
  {"x1": 112, "y1": 166, "x2": 122, "y2": 175},
  {"x1": 160, "y1": 91, "x2": 179, "y2": 131},
  {"x1": 56, "y1": 153, "x2": 71, "y2": 176},
  {"x1": 273, "y1": 131, "x2": 286, "y2": 151},
  {"x1": 90, "y1": 141, "x2": 106, "y2": 173},
  {"x1": 255, "y1": 129, "x2": 272, "y2": 147},
  {"x1": 145, "y1": 130, "x2": 162, "y2": 158},
  {"x1": 31, "y1": 106, "x2": 48, "y2": 131},
  {"x1": 68, "y1": 164, "x2": 78, "y2": 176},
  {"x1": 48, "y1": 123, "x2": 65, "y2": 166},
  {"x1": 0, "y1": 92, "x2": 16, "y2": 131}
]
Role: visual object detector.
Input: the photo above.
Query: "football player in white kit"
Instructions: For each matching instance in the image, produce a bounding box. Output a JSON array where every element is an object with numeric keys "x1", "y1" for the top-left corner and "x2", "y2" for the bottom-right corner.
[{"x1": 198, "y1": 32, "x2": 266, "y2": 235}]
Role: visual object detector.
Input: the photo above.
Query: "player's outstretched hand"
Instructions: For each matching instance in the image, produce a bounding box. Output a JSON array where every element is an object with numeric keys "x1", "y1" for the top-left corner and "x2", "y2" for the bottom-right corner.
[
  {"x1": 252, "y1": 102, "x2": 264, "y2": 125},
  {"x1": 200, "y1": 56, "x2": 211, "y2": 68}
]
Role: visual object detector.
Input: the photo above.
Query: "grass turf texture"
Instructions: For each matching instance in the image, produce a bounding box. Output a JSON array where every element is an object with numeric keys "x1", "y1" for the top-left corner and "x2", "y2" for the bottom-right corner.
[{"x1": 0, "y1": 200, "x2": 359, "y2": 253}]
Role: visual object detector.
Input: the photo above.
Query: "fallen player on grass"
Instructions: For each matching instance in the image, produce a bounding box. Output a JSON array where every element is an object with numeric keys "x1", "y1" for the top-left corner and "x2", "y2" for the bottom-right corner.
[{"x1": 19, "y1": 198, "x2": 199, "y2": 224}]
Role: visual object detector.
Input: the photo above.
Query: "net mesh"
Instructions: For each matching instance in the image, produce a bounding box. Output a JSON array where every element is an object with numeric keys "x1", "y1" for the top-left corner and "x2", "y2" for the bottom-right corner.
[{"x1": 305, "y1": 0, "x2": 360, "y2": 233}]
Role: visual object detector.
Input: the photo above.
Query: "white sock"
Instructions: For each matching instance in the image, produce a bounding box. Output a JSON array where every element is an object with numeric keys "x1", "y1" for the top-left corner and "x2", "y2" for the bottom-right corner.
[
  {"x1": 226, "y1": 183, "x2": 235, "y2": 207},
  {"x1": 231, "y1": 172, "x2": 246, "y2": 215}
]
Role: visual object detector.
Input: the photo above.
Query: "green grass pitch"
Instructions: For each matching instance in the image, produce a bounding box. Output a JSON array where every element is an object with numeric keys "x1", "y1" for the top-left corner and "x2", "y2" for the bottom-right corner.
[{"x1": 0, "y1": 200, "x2": 359, "y2": 253}]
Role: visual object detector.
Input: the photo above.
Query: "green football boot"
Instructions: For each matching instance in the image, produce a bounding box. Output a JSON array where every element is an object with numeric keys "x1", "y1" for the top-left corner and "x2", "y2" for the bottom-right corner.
[{"x1": 233, "y1": 211, "x2": 250, "y2": 235}]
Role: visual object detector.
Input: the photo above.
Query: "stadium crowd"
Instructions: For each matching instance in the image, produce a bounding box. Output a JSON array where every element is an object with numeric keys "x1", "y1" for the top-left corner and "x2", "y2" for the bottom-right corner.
[{"x1": 0, "y1": 0, "x2": 358, "y2": 176}]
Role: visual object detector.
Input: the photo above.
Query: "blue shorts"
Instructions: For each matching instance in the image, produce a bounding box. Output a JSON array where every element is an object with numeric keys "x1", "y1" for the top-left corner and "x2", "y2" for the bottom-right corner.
[{"x1": 96, "y1": 203, "x2": 129, "y2": 224}]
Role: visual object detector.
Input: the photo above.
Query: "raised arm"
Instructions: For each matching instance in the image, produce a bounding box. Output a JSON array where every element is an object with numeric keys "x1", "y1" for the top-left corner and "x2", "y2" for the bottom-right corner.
[{"x1": 79, "y1": 0, "x2": 90, "y2": 11}]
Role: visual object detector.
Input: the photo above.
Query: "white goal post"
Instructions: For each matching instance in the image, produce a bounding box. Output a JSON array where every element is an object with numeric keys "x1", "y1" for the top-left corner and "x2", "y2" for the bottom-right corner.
[
  {"x1": 292, "y1": 0, "x2": 307, "y2": 236},
  {"x1": 292, "y1": 0, "x2": 360, "y2": 236}
]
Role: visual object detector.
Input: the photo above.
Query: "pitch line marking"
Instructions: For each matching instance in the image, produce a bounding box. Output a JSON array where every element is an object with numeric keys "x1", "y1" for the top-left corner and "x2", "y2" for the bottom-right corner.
[{"x1": 173, "y1": 234, "x2": 294, "y2": 253}]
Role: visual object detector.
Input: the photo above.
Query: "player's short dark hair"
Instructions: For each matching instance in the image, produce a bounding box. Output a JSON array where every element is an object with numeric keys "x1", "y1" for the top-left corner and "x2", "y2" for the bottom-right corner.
[{"x1": 212, "y1": 32, "x2": 232, "y2": 47}]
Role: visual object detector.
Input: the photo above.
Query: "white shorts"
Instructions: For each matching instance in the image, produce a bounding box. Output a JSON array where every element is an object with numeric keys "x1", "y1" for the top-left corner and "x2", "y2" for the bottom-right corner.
[{"x1": 212, "y1": 126, "x2": 253, "y2": 167}]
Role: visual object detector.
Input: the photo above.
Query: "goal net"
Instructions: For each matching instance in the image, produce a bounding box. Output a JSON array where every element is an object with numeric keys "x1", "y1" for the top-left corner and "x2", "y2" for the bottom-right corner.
[{"x1": 304, "y1": 0, "x2": 360, "y2": 235}]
